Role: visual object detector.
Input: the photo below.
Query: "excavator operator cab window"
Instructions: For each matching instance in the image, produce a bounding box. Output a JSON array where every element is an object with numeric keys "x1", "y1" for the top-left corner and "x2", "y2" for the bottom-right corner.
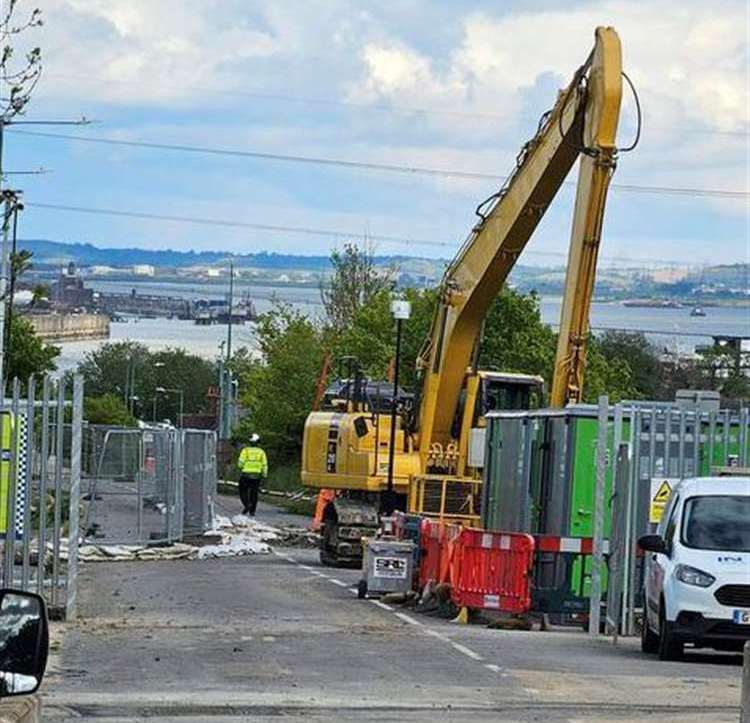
[{"x1": 480, "y1": 376, "x2": 543, "y2": 414}]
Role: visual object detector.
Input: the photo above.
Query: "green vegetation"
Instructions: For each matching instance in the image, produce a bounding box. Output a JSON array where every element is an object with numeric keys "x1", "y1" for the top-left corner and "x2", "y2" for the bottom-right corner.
[
  {"x1": 6, "y1": 316, "x2": 60, "y2": 382},
  {"x1": 83, "y1": 394, "x2": 137, "y2": 426},
  {"x1": 234, "y1": 305, "x2": 325, "y2": 458},
  {"x1": 76, "y1": 342, "x2": 216, "y2": 423}
]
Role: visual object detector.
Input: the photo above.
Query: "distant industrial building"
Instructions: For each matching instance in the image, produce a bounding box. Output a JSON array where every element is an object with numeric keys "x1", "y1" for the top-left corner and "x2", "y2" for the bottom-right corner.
[
  {"x1": 51, "y1": 262, "x2": 94, "y2": 308},
  {"x1": 132, "y1": 264, "x2": 155, "y2": 276},
  {"x1": 87, "y1": 265, "x2": 117, "y2": 275}
]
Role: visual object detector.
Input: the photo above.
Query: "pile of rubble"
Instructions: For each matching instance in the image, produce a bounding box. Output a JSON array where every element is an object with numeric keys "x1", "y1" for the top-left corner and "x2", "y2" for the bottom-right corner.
[{"x1": 72, "y1": 515, "x2": 320, "y2": 563}]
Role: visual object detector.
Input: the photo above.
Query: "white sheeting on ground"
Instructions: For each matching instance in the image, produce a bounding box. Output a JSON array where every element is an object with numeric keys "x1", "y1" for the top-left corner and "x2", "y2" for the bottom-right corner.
[{"x1": 73, "y1": 515, "x2": 282, "y2": 562}]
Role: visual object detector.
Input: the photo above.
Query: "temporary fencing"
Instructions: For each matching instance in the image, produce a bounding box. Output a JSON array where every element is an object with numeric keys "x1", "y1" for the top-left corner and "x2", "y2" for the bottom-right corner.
[
  {"x1": 450, "y1": 528, "x2": 534, "y2": 614},
  {"x1": 0, "y1": 375, "x2": 84, "y2": 620},
  {"x1": 182, "y1": 430, "x2": 217, "y2": 537},
  {"x1": 415, "y1": 518, "x2": 535, "y2": 614},
  {"x1": 481, "y1": 400, "x2": 750, "y2": 636},
  {"x1": 531, "y1": 534, "x2": 611, "y2": 618},
  {"x1": 84, "y1": 427, "x2": 217, "y2": 546}
]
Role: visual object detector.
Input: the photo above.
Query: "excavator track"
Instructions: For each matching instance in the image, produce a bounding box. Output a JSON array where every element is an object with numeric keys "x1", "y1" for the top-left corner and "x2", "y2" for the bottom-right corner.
[{"x1": 319, "y1": 497, "x2": 379, "y2": 568}]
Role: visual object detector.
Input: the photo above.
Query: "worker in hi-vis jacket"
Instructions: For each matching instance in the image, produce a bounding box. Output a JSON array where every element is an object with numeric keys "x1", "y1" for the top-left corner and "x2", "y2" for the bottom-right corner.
[{"x1": 236, "y1": 433, "x2": 268, "y2": 516}]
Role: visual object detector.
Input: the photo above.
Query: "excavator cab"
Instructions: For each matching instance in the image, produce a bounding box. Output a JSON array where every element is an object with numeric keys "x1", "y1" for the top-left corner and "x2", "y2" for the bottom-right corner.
[{"x1": 477, "y1": 371, "x2": 544, "y2": 416}]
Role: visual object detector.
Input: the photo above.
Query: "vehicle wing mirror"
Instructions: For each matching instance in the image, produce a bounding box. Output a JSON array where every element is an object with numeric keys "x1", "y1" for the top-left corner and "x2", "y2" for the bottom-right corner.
[
  {"x1": 637, "y1": 534, "x2": 667, "y2": 555},
  {"x1": 0, "y1": 589, "x2": 49, "y2": 697}
]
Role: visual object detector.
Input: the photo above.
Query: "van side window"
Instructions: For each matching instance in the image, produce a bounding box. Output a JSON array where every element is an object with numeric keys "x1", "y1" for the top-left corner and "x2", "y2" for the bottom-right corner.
[
  {"x1": 664, "y1": 495, "x2": 680, "y2": 546},
  {"x1": 656, "y1": 494, "x2": 675, "y2": 537}
]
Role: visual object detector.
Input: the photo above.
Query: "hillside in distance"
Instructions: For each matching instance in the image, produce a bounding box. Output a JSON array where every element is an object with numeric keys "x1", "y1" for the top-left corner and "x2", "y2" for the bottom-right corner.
[
  {"x1": 17, "y1": 238, "x2": 749, "y2": 301},
  {"x1": 19, "y1": 238, "x2": 344, "y2": 270}
]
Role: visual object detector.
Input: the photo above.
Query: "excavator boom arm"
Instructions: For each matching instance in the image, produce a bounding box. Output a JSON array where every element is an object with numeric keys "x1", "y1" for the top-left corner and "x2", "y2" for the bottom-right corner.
[{"x1": 417, "y1": 27, "x2": 622, "y2": 457}]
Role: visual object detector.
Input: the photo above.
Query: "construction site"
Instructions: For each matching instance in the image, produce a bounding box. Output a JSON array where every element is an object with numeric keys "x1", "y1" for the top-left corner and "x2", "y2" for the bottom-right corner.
[{"x1": 0, "y1": 5, "x2": 747, "y2": 723}]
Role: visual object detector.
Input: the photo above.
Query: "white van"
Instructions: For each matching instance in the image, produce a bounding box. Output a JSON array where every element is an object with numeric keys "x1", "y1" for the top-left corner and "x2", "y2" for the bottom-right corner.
[{"x1": 638, "y1": 477, "x2": 750, "y2": 660}]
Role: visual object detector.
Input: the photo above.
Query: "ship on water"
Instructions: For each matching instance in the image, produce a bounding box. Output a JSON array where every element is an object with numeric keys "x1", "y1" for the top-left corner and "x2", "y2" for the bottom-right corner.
[{"x1": 622, "y1": 299, "x2": 683, "y2": 309}]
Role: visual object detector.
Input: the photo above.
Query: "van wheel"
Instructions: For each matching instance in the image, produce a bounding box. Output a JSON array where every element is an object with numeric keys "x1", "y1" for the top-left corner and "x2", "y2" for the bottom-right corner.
[
  {"x1": 641, "y1": 614, "x2": 659, "y2": 654},
  {"x1": 658, "y1": 605, "x2": 684, "y2": 661}
]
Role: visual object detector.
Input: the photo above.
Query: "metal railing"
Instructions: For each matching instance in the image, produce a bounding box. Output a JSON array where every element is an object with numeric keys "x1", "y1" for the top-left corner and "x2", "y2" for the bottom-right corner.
[
  {"x1": 0, "y1": 374, "x2": 84, "y2": 620},
  {"x1": 83, "y1": 427, "x2": 217, "y2": 546}
]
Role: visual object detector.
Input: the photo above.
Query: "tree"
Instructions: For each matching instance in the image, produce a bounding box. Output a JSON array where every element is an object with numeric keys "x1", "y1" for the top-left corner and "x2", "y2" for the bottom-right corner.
[
  {"x1": 597, "y1": 330, "x2": 662, "y2": 399},
  {"x1": 76, "y1": 343, "x2": 216, "y2": 422},
  {"x1": 237, "y1": 303, "x2": 325, "y2": 458},
  {"x1": 6, "y1": 315, "x2": 58, "y2": 382},
  {"x1": 320, "y1": 242, "x2": 395, "y2": 330},
  {"x1": 0, "y1": 3, "x2": 42, "y2": 123},
  {"x1": 478, "y1": 289, "x2": 558, "y2": 382},
  {"x1": 582, "y1": 338, "x2": 638, "y2": 403},
  {"x1": 83, "y1": 394, "x2": 136, "y2": 427},
  {"x1": 76, "y1": 341, "x2": 149, "y2": 400}
]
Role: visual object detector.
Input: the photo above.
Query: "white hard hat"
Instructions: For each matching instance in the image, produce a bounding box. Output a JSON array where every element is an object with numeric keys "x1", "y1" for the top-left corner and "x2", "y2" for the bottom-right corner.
[{"x1": 250, "y1": 433, "x2": 260, "y2": 443}]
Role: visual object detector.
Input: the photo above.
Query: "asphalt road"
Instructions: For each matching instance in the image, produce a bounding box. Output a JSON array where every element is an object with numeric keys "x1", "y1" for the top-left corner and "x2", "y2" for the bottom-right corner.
[{"x1": 42, "y1": 498, "x2": 744, "y2": 722}]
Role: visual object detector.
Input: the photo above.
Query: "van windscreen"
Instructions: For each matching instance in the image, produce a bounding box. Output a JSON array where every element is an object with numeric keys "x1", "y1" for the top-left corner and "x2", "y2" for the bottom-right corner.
[{"x1": 681, "y1": 495, "x2": 750, "y2": 552}]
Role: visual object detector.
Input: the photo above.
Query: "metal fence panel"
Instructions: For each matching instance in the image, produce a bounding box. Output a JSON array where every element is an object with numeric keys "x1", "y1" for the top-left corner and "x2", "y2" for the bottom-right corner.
[
  {"x1": 84, "y1": 426, "x2": 217, "y2": 545},
  {"x1": 0, "y1": 375, "x2": 84, "y2": 619}
]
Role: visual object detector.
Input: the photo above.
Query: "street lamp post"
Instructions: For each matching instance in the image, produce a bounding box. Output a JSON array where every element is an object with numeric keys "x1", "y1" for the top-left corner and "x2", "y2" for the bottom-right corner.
[
  {"x1": 156, "y1": 386, "x2": 184, "y2": 427},
  {"x1": 385, "y1": 299, "x2": 411, "y2": 515}
]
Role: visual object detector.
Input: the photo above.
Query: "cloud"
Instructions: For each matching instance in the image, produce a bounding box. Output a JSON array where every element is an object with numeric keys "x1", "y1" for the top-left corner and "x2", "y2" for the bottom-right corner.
[
  {"x1": 13, "y1": 1, "x2": 750, "y2": 264},
  {"x1": 351, "y1": 1, "x2": 749, "y2": 135}
]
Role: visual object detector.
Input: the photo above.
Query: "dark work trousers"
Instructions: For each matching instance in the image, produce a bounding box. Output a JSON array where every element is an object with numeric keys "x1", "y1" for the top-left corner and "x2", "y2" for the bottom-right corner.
[{"x1": 239, "y1": 473, "x2": 262, "y2": 515}]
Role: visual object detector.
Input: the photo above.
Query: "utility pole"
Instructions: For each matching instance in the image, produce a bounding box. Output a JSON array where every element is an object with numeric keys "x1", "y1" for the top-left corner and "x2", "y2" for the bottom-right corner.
[
  {"x1": 3, "y1": 193, "x2": 22, "y2": 357},
  {"x1": 0, "y1": 121, "x2": 7, "y2": 383},
  {"x1": 226, "y1": 261, "x2": 234, "y2": 362}
]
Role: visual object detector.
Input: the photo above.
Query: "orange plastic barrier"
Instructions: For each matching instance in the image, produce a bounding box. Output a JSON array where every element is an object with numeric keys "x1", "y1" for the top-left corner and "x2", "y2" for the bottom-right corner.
[
  {"x1": 418, "y1": 518, "x2": 443, "y2": 588},
  {"x1": 418, "y1": 519, "x2": 461, "y2": 588},
  {"x1": 418, "y1": 521, "x2": 535, "y2": 613},
  {"x1": 450, "y1": 528, "x2": 535, "y2": 614}
]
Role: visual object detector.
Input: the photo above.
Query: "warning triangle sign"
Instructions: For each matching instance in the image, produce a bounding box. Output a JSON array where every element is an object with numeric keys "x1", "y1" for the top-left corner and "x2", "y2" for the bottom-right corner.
[{"x1": 654, "y1": 480, "x2": 672, "y2": 502}]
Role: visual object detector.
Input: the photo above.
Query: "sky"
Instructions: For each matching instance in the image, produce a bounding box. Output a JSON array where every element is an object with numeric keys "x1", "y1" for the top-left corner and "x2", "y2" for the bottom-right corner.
[{"x1": 5, "y1": 0, "x2": 750, "y2": 267}]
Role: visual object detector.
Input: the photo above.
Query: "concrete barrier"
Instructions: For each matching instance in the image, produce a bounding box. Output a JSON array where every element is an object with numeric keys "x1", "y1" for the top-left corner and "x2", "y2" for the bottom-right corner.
[
  {"x1": 0, "y1": 696, "x2": 40, "y2": 723},
  {"x1": 26, "y1": 313, "x2": 110, "y2": 342}
]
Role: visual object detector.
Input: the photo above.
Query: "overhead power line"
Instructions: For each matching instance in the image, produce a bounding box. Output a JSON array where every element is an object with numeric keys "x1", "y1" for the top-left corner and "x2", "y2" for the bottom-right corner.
[
  {"x1": 44, "y1": 72, "x2": 748, "y2": 138},
  {"x1": 11, "y1": 129, "x2": 750, "y2": 201},
  {"x1": 23, "y1": 200, "x2": 718, "y2": 267}
]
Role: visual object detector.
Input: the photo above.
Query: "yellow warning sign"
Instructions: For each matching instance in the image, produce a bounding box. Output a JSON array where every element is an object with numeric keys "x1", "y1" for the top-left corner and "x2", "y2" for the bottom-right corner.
[{"x1": 649, "y1": 478, "x2": 674, "y2": 523}]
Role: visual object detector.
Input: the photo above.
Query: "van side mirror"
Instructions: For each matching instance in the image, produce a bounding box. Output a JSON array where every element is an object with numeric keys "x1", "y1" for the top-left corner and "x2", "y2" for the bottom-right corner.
[
  {"x1": 0, "y1": 590, "x2": 49, "y2": 697},
  {"x1": 638, "y1": 534, "x2": 668, "y2": 555}
]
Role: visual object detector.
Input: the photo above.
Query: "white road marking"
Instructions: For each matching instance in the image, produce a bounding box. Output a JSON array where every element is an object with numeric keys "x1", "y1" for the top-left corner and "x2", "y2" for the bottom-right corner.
[
  {"x1": 273, "y1": 549, "x2": 509, "y2": 677},
  {"x1": 451, "y1": 642, "x2": 483, "y2": 661},
  {"x1": 423, "y1": 628, "x2": 451, "y2": 643},
  {"x1": 394, "y1": 612, "x2": 423, "y2": 627}
]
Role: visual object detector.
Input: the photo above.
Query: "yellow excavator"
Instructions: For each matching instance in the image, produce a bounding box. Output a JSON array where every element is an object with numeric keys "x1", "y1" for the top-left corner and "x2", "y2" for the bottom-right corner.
[{"x1": 302, "y1": 27, "x2": 626, "y2": 565}]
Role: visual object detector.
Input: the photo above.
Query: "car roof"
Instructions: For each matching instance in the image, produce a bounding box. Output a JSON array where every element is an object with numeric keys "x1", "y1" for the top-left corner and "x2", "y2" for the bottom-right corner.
[{"x1": 673, "y1": 477, "x2": 750, "y2": 497}]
